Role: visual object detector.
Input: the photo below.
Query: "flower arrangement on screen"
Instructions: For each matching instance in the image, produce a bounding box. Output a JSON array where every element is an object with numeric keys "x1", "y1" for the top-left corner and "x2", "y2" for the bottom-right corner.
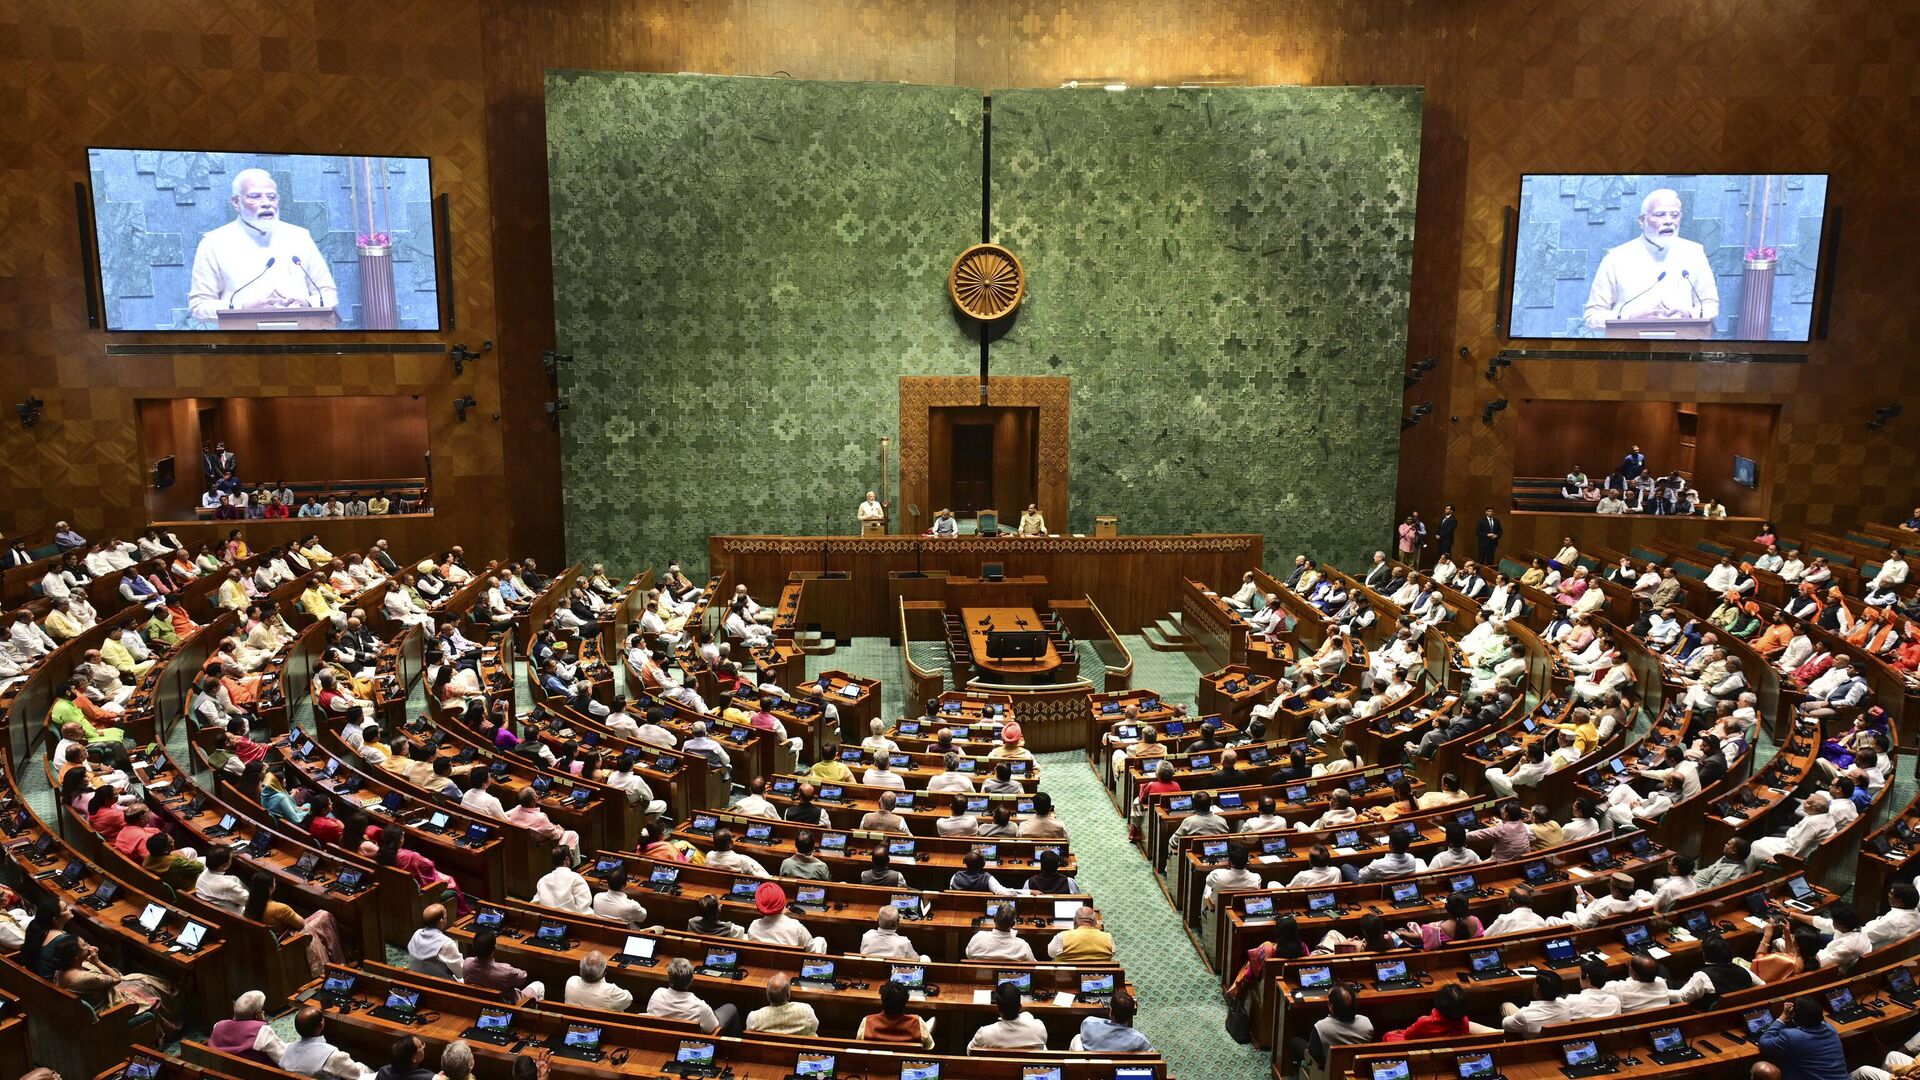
[
  {"x1": 1744, "y1": 246, "x2": 1777, "y2": 261},
  {"x1": 358, "y1": 232, "x2": 391, "y2": 248}
]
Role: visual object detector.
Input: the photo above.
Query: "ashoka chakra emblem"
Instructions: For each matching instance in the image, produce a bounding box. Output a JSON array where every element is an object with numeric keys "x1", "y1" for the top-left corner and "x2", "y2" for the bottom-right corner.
[{"x1": 948, "y1": 243, "x2": 1025, "y2": 320}]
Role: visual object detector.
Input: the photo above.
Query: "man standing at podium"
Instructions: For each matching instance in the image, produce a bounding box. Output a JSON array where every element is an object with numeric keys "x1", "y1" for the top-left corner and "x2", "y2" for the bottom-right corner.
[
  {"x1": 187, "y1": 168, "x2": 337, "y2": 323},
  {"x1": 1581, "y1": 189, "x2": 1718, "y2": 332},
  {"x1": 857, "y1": 491, "x2": 886, "y2": 531}
]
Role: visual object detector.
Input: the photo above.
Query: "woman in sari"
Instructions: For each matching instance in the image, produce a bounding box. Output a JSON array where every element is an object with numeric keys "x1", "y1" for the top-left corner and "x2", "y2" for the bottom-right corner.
[
  {"x1": 372, "y1": 827, "x2": 467, "y2": 914},
  {"x1": 1820, "y1": 708, "x2": 1891, "y2": 770},
  {"x1": 50, "y1": 934, "x2": 180, "y2": 1038},
  {"x1": 244, "y1": 870, "x2": 344, "y2": 977},
  {"x1": 637, "y1": 820, "x2": 693, "y2": 863},
  {"x1": 193, "y1": 543, "x2": 226, "y2": 576},
  {"x1": 222, "y1": 529, "x2": 250, "y2": 563},
  {"x1": 1402, "y1": 893, "x2": 1483, "y2": 950},
  {"x1": 431, "y1": 662, "x2": 483, "y2": 714}
]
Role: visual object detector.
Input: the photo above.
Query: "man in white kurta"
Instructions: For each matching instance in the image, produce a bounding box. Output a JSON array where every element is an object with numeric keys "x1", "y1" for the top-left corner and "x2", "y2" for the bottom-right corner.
[
  {"x1": 1582, "y1": 189, "x2": 1719, "y2": 331},
  {"x1": 188, "y1": 169, "x2": 338, "y2": 322}
]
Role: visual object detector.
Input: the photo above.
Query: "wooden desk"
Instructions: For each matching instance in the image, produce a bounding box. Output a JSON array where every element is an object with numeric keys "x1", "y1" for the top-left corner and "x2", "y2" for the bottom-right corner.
[
  {"x1": 947, "y1": 574, "x2": 1050, "y2": 610},
  {"x1": 292, "y1": 963, "x2": 1165, "y2": 1080},
  {"x1": 964, "y1": 607, "x2": 1061, "y2": 682},
  {"x1": 1196, "y1": 664, "x2": 1279, "y2": 731},
  {"x1": 445, "y1": 904, "x2": 1124, "y2": 1054},
  {"x1": 1179, "y1": 578, "x2": 1248, "y2": 666}
]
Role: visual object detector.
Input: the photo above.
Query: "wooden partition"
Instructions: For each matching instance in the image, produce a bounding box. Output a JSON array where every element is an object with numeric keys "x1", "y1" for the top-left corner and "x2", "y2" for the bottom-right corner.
[{"x1": 711, "y1": 533, "x2": 1261, "y2": 636}]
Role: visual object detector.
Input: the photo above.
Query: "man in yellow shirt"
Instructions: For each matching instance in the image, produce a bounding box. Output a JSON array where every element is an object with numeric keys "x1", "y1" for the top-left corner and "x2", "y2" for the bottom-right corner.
[
  {"x1": 217, "y1": 569, "x2": 250, "y2": 611},
  {"x1": 302, "y1": 580, "x2": 346, "y2": 627},
  {"x1": 808, "y1": 754, "x2": 854, "y2": 785},
  {"x1": 367, "y1": 491, "x2": 391, "y2": 515},
  {"x1": 1544, "y1": 707, "x2": 1600, "y2": 756},
  {"x1": 1046, "y1": 907, "x2": 1115, "y2": 962},
  {"x1": 99, "y1": 632, "x2": 155, "y2": 681}
]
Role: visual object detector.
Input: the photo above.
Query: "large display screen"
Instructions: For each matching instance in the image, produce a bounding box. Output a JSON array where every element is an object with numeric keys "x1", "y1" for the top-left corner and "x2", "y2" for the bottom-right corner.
[
  {"x1": 88, "y1": 148, "x2": 440, "y2": 331},
  {"x1": 1508, "y1": 173, "x2": 1828, "y2": 342}
]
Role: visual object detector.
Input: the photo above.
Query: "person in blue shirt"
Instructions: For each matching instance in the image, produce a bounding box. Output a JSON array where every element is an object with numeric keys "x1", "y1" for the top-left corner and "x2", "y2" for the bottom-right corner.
[
  {"x1": 1077, "y1": 990, "x2": 1153, "y2": 1053},
  {"x1": 1757, "y1": 994, "x2": 1849, "y2": 1080}
]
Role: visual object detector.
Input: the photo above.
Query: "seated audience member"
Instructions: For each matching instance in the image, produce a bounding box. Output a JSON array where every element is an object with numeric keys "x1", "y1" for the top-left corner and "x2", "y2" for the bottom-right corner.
[
  {"x1": 966, "y1": 904, "x2": 1036, "y2": 962},
  {"x1": 745, "y1": 971, "x2": 819, "y2": 1036},
  {"x1": 1025, "y1": 848, "x2": 1078, "y2": 894},
  {"x1": 856, "y1": 979, "x2": 935, "y2": 1048},
  {"x1": 1757, "y1": 994, "x2": 1848, "y2": 1080},
  {"x1": 1602, "y1": 953, "x2": 1672, "y2": 1013},
  {"x1": 1049, "y1": 905, "x2": 1116, "y2": 962},
  {"x1": 1500, "y1": 970, "x2": 1571, "y2": 1036},
  {"x1": 860, "y1": 904, "x2": 928, "y2": 961},
  {"x1": 462, "y1": 929, "x2": 544, "y2": 1002},
  {"x1": 209, "y1": 989, "x2": 287, "y2": 1065},
  {"x1": 280, "y1": 1007, "x2": 373, "y2": 1080},
  {"x1": 1077, "y1": 989, "x2": 1152, "y2": 1052},
  {"x1": 563, "y1": 949, "x2": 633, "y2": 1011},
  {"x1": 646, "y1": 957, "x2": 740, "y2": 1034},
  {"x1": 747, "y1": 882, "x2": 825, "y2": 952},
  {"x1": 779, "y1": 831, "x2": 832, "y2": 881},
  {"x1": 1383, "y1": 983, "x2": 1496, "y2": 1041},
  {"x1": 968, "y1": 981, "x2": 1049, "y2": 1052}
]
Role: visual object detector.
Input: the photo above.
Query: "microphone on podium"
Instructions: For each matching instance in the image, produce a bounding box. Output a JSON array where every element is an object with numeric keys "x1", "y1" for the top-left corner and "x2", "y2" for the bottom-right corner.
[
  {"x1": 1612, "y1": 270, "x2": 1666, "y2": 317},
  {"x1": 291, "y1": 255, "x2": 322, "y2": 302},
  {"x1": 1680, "y1": 270, "x2": 1704, "y2": 316},
  {"x1": 228, "y1": 257, "x2": 276, "y2": 308}
]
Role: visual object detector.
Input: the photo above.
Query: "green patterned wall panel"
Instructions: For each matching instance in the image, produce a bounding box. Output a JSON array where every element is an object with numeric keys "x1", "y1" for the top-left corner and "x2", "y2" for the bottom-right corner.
[
  {"x1": 989, "y1": 87, "x2": 1422, "y2": 569},
  {"x1": 546, "y1": 71, "x2": 984, "y2": 572},
  {"x1": 548, "y1": 76, "x2": 1420, "y2": 575}
]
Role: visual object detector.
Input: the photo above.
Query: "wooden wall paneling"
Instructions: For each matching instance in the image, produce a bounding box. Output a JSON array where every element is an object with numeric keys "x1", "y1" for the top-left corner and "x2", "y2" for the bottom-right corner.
[
  {"x1": 1, "y1": 0, "x2": 1913, "y2": 588},
  {"x1": 1510, "y1": 400, "x2": 1690, "y2": 483},
  {"x1": 1692, "y1": 404, "x2": 1781, "y2": 521},
  {"x1": 206, "y1": 396, "x2": 432, "y2": 484},
  {"x1": 0, "y1": 0, "x2": 512, "y2": 570},
  {"x1": 709, "y1": 533, "x2": 1262, "y2": 636}
]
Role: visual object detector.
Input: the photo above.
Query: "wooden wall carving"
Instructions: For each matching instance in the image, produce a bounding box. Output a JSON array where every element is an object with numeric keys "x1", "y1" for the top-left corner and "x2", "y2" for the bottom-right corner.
[{"x1": 898, "y1": 376, "x2": 1070, "y2": 535}]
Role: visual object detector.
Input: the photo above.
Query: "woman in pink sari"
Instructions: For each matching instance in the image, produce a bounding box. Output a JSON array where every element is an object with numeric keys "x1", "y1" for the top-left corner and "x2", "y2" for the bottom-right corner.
[
  {"x1": 371, "y1": 825, "x2": 469, "y2": 914},
  {"x1": 1403, "y1": 893, "x2": 1483, "y2": 950}
]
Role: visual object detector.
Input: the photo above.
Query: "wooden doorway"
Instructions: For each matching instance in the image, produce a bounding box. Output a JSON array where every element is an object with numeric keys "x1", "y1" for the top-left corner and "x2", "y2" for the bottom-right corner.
[
  {"x1": 929, "y1": 407, "x2": 1039, "y2": 518},
  {"x1": 898, "y1": 377, "x2": 1069, "y2": 536}
]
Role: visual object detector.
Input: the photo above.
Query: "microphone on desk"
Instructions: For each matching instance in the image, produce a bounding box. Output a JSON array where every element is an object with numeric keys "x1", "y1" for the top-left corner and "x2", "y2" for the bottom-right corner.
[
  {"x1": 228, "y1": 257, "x2": 276, "y2": 308},
  {"x1": 1613, "y1": 271, "x2": 1666, "y2": 317}
]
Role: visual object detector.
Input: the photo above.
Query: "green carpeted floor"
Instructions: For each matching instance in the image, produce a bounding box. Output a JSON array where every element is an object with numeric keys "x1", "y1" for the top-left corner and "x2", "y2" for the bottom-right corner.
[{"x1": 1034, "y1": 747, "x2": 1271, "y2": 1076}]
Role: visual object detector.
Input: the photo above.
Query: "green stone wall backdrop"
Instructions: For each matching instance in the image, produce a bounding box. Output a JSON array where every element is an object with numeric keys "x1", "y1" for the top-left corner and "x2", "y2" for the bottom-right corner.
[
  {"x1": 547, "y1": 76, "x2": 1419, "y2": 574},
  {"x1": 988, "y1": 87, "x2": 1423, "y2": 569},
  {"x1": 545, "y1": 71, "x2": 984, "y2": 572}
]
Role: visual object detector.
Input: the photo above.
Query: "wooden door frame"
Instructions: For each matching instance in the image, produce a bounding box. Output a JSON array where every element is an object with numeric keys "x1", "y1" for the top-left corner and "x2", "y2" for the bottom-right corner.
[{"x1": 898, "y1": 376, "x2": 1068, "y2": 536}]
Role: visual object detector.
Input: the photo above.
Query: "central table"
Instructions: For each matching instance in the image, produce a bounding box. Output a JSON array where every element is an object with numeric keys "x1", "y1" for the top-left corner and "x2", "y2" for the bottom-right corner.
[{"x1": 963, "y1": 606, "x2": 1061, "y2": 682}]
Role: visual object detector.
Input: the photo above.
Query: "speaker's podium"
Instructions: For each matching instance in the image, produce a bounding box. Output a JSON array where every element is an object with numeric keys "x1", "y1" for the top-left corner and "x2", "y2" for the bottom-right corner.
[
  {"x1": 1603, "y1": 317, "x2": 1713, "y2": 340},
  {"x1": 216, "y1": 306, "x2": 339, "y2": 330},
  {"x1": 860, "y1": 520, "x2": 887, "y2": 537}
]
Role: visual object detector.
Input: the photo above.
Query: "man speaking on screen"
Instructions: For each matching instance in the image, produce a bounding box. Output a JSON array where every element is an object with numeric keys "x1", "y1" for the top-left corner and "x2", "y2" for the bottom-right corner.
[
  {"x1": 187, "y1": 168, "x2": 338, "y2": 323},
  {"x1": 1581, "y1": 188, "x2": 1719, "y2": 331}
]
